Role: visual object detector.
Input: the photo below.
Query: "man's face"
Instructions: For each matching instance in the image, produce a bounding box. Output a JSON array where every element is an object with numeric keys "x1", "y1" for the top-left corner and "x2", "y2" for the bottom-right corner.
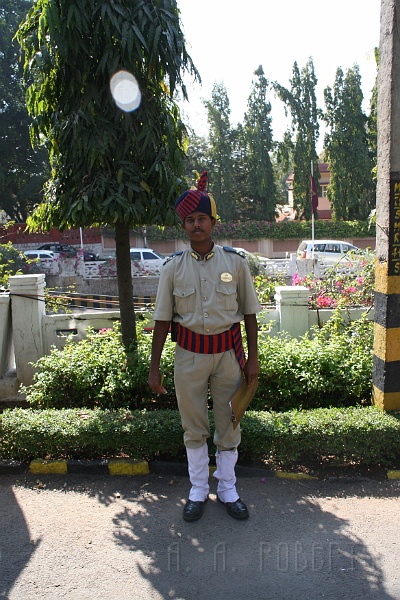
[{"x1": 182, "y1": 212, "x2": 215, "y2": 243}]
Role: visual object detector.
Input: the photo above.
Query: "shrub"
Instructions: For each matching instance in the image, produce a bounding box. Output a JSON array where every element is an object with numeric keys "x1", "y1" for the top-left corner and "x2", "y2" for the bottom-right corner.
[
  {"x1": 239, "y1": 407, "x2": 400, "y2": 467},
  {"x1": 0, "y1": 408, "x2": 185, "y2": 461},
  {"x1": 1, "y1": 407, "x2": 399, "y2": 468},
  {"x1": 23, "y1": 313, "x2": 373, "y2": 412},
  {"x1": 22, "y1": 325, "x2": 175, "y2": 410},
  {"x1": 253, "y1": 311, "x2": 373, "y2": 411}
]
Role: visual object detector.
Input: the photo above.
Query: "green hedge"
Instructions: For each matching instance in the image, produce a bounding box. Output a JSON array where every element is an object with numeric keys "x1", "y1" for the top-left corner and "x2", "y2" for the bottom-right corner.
[
  {"x1": 1, "y1": 407, "x2": 399, "y2": 468},
  {"x1": 123, "y1": 219, "x2": 376, "y2": 243}
]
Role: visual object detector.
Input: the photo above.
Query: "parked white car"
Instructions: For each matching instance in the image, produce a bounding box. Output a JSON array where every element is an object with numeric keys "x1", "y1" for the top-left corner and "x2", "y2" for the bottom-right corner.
[
  {"x1": 23, "y1": 250, "x2": 59, "y2": 274},
  {"x1": 130, "y1": 248, "x2": 165, "y2": 274},
  {"x1": 297, "y1": 240, "x2": 361, "y2": 264}
]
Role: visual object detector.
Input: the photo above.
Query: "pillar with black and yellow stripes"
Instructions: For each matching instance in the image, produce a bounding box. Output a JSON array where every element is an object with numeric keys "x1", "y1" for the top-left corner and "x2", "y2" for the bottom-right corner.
[{"x1": 373, "y1": 0, "x2": 400, "y2": 410}]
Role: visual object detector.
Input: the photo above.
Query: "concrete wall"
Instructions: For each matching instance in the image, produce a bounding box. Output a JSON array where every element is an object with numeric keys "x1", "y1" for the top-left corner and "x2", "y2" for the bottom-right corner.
[{"x1": 44, "y1": 274, "x2": 159, "y2": 297}]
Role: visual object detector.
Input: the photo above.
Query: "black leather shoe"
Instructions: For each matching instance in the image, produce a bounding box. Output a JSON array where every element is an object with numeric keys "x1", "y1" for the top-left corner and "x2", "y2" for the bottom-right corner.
[
  {"x1": 218, "y1": 497, "x2": 249, "y2": 520},
  {"x1": 183, "y1": 499, "x2": 207, "y2": 522}
]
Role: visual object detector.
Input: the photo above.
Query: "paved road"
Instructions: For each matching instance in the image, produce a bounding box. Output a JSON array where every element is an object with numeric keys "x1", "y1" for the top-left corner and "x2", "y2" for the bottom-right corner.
[{"x1": 0, "y1": 471, "x2": 399, "y2": 599}]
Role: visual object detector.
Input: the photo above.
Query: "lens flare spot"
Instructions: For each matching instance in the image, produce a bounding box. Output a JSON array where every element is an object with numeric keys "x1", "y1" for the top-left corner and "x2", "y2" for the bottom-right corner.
[{"x1": 110, "y1": 71, "x2": 141, "y2": 112}]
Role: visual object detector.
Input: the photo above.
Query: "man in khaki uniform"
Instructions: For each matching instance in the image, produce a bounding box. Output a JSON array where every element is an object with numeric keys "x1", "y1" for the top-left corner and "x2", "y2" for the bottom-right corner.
[{"x1": 148, "y1": 171, "x2": 260, "y2": 522}]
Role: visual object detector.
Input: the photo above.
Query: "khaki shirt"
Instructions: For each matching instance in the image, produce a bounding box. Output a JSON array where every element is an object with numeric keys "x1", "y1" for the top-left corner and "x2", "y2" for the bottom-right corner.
[{"x1": 153, "y1": 245, "x2": 261, "y2": 335}]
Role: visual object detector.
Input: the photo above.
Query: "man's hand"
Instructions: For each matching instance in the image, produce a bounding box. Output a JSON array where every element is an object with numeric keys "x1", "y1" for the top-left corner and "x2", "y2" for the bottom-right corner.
[
  {"x1": 244, "y1": 355, "x2": 260, "y2": 386},
  {"x1": 148, "y1": 370, "x2": 167, "y2": 395}
]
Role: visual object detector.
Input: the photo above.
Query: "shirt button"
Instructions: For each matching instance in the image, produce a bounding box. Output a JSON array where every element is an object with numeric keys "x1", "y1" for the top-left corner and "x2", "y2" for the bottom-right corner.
[
  {"x1": 206, "y1": 329, "x2": 210, "y2": 333},
  {"x1": 204, "y1": 313, "x2": 209, "y2": 318},
  {"x1": 201, "y1": 278, "x2": 206, "y2": 283},
  {"x1": 203, "y1": 296, "x2": 207, "y2": 301}
]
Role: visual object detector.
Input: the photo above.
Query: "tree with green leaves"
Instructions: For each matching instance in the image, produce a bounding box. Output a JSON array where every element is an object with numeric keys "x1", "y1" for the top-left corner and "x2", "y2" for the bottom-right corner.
[
  {"x1": 183, "y1": 131, "x2": 210, "y2": 185},
  {"x1": 0, "y1": 0, "x2": 48, "y2": 222},
  {"x1": 16, "y1": 0, "x2": 199, "y2": 347},
  {"x1": 243, "y1": 65, "x2": 276, "y2": 220},
  {"x1": 203, "y1": 82, "x2": 235, "y2": 221},
  {"x1": 272, "y1": 129, "x2": 294, "y2": 207},
  {"x1": 323, "y1": 65, "x2": 375, "y2": 220},
  {"x1": 273, "y1": 58, "x2": 320, "y2": 220},
  {"x1": 230, "y1": 122, "x2": 252, "y2": 219}
]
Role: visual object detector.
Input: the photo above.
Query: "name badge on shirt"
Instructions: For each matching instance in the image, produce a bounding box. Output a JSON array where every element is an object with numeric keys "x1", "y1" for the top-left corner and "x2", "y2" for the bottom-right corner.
[{"x1": 221, "y1": 272, "x2": 233, "y2": 282}]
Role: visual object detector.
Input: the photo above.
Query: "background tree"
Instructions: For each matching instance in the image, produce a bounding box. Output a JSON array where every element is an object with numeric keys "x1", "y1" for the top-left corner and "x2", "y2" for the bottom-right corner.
[
  {"x1": 273, "y1": 58, "x2": 320, "y2": 220},
  {"x1": 0, "y1": 0, "x2": 48, "y2": 222},
  {"x1": 323, "y1": 65, "x2": 374, "y2": 220},
  {"x1": 16, "y1": 0, "x2": 199, "y2": 347},
  {"x1": 230, "y1": 122, "x2": 253, "y2": 219},
  {"x1": 243, "y1": 65, "x2": 277, "y2": 220},
  {"x1": 203, "y1": 82, "x2": 235, "y2": 221},
  {"x1": 273, "y1": 130, "x2": 294, "y2": 207},
  {"x1": 183, "y1": 132, "x2": 210, "y2": 185}
]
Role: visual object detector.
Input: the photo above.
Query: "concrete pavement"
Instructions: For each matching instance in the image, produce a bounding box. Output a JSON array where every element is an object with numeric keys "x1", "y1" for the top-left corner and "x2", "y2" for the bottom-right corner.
[{"x1": 0, "y1": 468, "x2": 399, "y2": 599}]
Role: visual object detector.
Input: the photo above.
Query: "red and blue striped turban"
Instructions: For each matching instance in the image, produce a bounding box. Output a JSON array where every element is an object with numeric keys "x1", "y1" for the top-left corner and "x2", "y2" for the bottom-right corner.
[{"x1": 175, "y1": 171, "x2": 217, "y2": 221}]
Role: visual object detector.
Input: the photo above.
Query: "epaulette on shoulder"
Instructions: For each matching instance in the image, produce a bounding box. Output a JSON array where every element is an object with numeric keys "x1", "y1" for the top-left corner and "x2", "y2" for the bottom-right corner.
[
  {"x1": 223, "y1": 246, "x2": 246, "y2": 258},
  {"x1": 163, "y1": 251, "x2": 183, "y2": 265}
]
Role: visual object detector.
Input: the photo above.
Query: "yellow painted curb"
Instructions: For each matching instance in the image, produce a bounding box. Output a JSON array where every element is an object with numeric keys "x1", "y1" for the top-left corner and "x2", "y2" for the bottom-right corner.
[
  {"x1": 275, "y1": 471, "x2": 318, "y2": 480},
  {"x1": 108, "y1": 458, "x2": 150, "y2": 476},
  {"x1": 387, "y1": 470, "x2": 400, "y2": 480},
  {"x1": 29, "y1": 459, "x2": 68, "y2": 475}
]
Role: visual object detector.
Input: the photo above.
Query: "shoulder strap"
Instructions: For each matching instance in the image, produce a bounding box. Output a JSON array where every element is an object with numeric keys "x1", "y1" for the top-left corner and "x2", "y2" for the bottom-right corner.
[
  {"x1": 163, "y1": 251, "x2": 183, "y2": 265},
  {"x1": 223, "y1": 246, "x2": 246, "y2": 258}
]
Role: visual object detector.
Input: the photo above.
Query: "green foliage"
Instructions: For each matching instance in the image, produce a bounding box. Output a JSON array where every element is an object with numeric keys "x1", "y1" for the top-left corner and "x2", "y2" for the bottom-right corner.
[
  {"x1": 15, "y1": 0, "x2": 201, "y2": 348},
  {"x1": 17, "y1": 0, "x2": 198, "y2": 228},
  {"x1": 253, "y1": 273, "x2": 286, "y2": 303},
  {"x1": 203, "y1": 82, "x2": 235, "y2": 221},
  {"x1": 140, "y1": 218, "x2": 376, "y2": 242},
  {"x1": 0, "y1": 0, "x2": 49, "y2": 222},
  {"x1": 255, "y1": 314, "x2": 373, "y2": 412},
  {"x1": 273, "y1": 59, "x2": 319, "y2": 219},
  {"x1": 24, "y1": 312, "x2": 373, "y2": 413},
  {"x1": 0, "y1": 407, "x2": 185, "y2": 461},
  {"x1": 22, "y1": 325, "x2": 159, "y2": 410},
  {"x1": 1, "y1": 406, "x2": 399, "y2": 468},
  {"x1": 324, "y1": 66, "x2": 375, "y2": 220},
  {"x1": 242, "y1": 65, "x2": 277, "y2": 220},
  {"x1": 239, "y1": 407, "x2": 400, "y2": 467},
  {"x1": 16, "y1": 0, "x2": 200, "y2": 230},
  {"x1": 0, "y1": 242, "x2": 27, "y2": 287}
]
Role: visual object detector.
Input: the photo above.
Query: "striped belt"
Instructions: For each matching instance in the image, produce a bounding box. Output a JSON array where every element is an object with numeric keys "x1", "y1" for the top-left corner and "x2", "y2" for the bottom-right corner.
[{"x1": 175, "y1": 322, "x2": 245, "y2": 370}]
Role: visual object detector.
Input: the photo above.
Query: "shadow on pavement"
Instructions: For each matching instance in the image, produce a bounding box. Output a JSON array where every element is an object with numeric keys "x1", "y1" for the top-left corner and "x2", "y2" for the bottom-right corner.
[
  {"x1": 1, "y1": 472, "x2": 398, "y2": 599},
  {"x1": 108, "y1": 475, "x2": 399, "y2": 600},
  {"x1": 0, "y1": 475, "x2": 41, "y2": 598}
]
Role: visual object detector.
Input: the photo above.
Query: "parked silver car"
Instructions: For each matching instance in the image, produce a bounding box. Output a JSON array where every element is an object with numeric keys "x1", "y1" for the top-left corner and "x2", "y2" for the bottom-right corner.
[{"x1": 297, "y1": 240, "x2": 361, "y2": 264}]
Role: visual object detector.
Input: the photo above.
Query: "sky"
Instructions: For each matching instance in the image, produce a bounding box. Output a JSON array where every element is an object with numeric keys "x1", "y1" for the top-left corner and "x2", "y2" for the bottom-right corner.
[{"x1": 177, "y1": 0, "x2": 382, "y2": 152}]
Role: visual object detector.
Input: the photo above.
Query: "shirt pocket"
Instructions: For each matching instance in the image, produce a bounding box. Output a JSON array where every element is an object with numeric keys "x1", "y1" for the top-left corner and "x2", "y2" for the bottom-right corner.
[
  {"x1": 216, "y1": 283, "x2": 237, "y2": 311},
  {"x1": 173, "y1": 286, "x2": 196, "y2": 314}
]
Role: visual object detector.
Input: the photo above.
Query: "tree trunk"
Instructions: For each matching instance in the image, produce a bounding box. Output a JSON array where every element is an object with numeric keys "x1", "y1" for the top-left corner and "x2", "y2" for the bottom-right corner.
[{"x1": 115, "y1": 221, "x2": 136, "y2": 348}]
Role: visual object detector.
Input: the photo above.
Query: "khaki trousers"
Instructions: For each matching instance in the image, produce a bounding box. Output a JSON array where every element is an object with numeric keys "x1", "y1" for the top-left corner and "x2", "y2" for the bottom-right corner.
[{"x1": 174, "y1": 345, "x2": 243, "y2": 450}]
